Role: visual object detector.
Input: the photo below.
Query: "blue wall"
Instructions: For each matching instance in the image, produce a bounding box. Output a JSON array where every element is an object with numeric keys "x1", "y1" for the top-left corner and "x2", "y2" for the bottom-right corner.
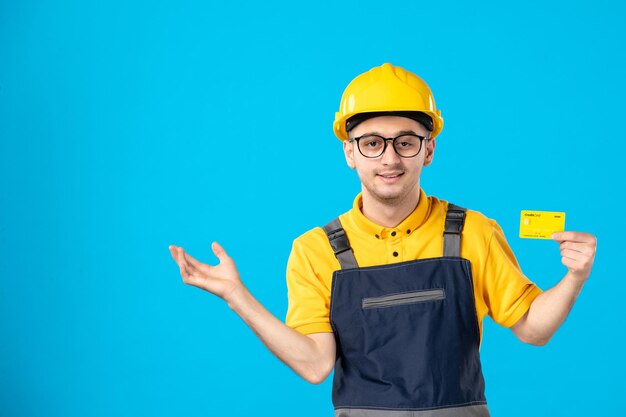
[{"x1": 1, "y1": 1, "x2": 624, "y2": 415}]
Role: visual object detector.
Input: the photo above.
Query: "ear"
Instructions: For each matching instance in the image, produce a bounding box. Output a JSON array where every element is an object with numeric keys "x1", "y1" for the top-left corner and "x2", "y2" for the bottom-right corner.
[
  {"x1": 343, "y1": 140, "x2": 356, "y2": 169},
  {"x1": 423, "y1": 138, "x2": 436, "y2": 167}
]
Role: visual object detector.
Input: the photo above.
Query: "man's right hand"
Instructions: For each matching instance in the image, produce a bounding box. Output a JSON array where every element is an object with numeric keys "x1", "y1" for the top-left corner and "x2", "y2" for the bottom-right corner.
[
  {"x1": 169, "y1": 242, "x2": 242, "y2": 302},
  {"x1": 168, "y1": 242, "x2": 337, "y2": 384}
]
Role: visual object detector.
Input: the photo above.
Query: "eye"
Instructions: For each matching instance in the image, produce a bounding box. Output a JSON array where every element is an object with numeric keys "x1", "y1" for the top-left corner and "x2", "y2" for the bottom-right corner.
[
  {"x1": 395, "y1": 135, "x2": 420, "y2": 148},
  {"x1": 361, "y1": 136, "x2": 383, "y2": 148}
]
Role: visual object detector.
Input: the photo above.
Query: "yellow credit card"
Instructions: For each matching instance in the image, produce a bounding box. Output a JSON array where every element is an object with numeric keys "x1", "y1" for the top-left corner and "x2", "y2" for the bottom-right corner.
[{"x1": 519, "y1": 210, "x2": 566, "y2": 239}]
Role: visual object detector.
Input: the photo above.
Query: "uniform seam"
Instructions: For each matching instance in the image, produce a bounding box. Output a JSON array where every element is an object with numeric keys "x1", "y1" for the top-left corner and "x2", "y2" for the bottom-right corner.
[
  {"x1": 461, "y1": 259, "x2": 482, "y2": 349},
  {"x1": 334, "y1": 400, "x2": 488, "y2": 411},
  {"x1": 500, "y1": 285, "x2": 543, "y2": 328},
  {"x1": 293, "y1": 321, "x2": 333, "y2": 332},
  {"x1": 329, "y1": 271, "x2": 341, "y2": 336},
  {"x1": 336, "y1": 257, "x2": 469, "y2": 275}
]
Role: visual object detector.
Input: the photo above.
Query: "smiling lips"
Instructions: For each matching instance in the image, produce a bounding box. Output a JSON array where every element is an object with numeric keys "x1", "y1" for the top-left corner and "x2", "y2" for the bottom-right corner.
[{"x1": 377, "y1": 171, "x2": 404, "y2": 183}]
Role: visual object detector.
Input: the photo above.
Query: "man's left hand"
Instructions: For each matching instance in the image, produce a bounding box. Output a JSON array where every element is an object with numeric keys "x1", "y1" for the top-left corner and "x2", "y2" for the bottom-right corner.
[{"x1": 551, "y1": 231, "x2": 597, "y2": 285}]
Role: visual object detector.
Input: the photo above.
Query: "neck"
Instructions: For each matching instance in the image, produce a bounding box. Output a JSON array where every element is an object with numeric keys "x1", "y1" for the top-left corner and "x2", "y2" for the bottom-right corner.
[{"x1": 361, "y1": 187, "x2": 421, "y2": 228}]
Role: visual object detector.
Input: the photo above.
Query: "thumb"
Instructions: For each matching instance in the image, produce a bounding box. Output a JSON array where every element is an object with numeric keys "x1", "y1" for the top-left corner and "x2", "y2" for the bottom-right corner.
[
  {"x1": 551, "y1": 232, "x2": 564, "y2": 242},
  {"x1": 211, "y1": 241, "x2": 231, "y2": 263}
]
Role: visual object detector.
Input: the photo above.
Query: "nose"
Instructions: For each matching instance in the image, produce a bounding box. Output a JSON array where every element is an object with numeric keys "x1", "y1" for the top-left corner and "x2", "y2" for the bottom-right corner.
[{"x1": 380, "y1": 139, "x2": 401, "y2": 164}]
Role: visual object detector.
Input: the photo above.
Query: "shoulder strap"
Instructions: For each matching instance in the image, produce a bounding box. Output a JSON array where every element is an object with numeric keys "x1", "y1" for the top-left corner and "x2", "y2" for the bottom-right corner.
[
  {"x1": 322, "y1": 218, "x2": 358, "y2": 270},
  {"x1": 443, "y1": 203, "x2": 467, "y2": 257}
]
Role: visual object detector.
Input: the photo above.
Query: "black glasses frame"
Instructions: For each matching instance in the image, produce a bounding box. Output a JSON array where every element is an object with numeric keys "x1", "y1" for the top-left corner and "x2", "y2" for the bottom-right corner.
[{"x1": 350, "y1": 133, "x2": 428, "y2": 158}]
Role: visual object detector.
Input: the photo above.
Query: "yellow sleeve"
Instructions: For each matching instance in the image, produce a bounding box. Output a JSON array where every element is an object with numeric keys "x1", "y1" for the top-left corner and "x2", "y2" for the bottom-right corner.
[
  {"x1": 285, "y1": 231, "x2": 334, "y2": 335},
  {"x1": 482, "y1": 221, "x2": 543, "y2": 328}
]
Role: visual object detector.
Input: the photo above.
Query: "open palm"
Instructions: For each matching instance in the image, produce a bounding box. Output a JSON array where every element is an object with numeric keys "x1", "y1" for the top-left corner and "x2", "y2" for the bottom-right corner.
[{"x1": 169, "y1": 242, "x2": 242, "y2": 300}]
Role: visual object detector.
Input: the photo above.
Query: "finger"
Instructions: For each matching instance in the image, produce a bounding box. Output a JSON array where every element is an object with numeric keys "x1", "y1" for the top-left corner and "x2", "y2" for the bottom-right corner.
[
  {"x1": 169, "y1": 245, "x2": 187, "y2": 269},
  {"x1": 211, "y1": 241, "x2": 231, "y2": 263},
  {"x1": 183, "y1": 252, "x2": 208, "y2": 277},
  {"x1": 169, "y1": 247, "x2": 197, "y2": 283},
  {"x1": 182, "y1": 252, "x2": 197, "y2": 273},
  {"x1": 183, "y1": 251, "x2": 205, "y2": 269},
  {"x1": 172, "y1": 246, "x2": 185, "y2": 264},
  {"x1": 169, "y1": 245, "x2": 179, "y2": 261},
  {"x1": 560, "y1": 248, "x2": 587, "y2": 261},
  {"x1": 552, "y1": 231, "x2": 596, "y2": 244},
  {"x1": 559, "y1": 241, "x2": 596, "y2": 256},
  {"x1": 178, "y1": 248, "x2": 196, "y2": 284},
  {"x1": 180, "y1": 262, "x2": 190, "y2": 279},
  {"x1": 175, "y1": 247, "x2": 193, "y2": 277},
  {"x1": 562, "y1": 256, "x2": 583, "y2": 271},
  {"x1": 176, "y1": 254, "x2": 190, "y2": 278}
]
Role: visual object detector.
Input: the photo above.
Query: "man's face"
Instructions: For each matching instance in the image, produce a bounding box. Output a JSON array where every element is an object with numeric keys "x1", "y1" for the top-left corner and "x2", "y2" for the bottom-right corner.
[{"x1": 343, "y1": 115, "x2": 436, "y2": 205}]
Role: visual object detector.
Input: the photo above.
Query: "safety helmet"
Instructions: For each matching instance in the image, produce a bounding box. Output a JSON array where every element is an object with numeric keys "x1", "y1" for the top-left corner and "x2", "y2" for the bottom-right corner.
[{"x1": 333, "y1": 63, "x2": 444, "y2": 141}]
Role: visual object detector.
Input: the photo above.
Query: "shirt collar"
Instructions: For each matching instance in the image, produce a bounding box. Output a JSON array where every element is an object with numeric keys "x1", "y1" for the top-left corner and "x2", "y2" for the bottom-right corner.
[{"x1": 347, "y1": 188, "x2": 431, "y2": 239}]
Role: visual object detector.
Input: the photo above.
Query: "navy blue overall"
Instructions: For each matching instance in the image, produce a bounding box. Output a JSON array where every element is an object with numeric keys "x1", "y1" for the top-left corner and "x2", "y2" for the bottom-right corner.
[{"x1": 323, "y1": 204, "x2": 490, "y2": 417}]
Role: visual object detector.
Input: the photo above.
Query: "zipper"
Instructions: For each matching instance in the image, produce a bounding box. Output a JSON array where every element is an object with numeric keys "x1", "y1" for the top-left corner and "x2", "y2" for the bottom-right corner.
[{"x1": 362, "y1": 288, "x2": 445, "y2": 309}]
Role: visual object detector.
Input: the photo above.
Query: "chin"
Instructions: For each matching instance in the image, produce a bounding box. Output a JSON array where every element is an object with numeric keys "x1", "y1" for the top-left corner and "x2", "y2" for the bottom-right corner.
[
  {"x1": 370, "y1": 188, "x2": 409, "y2": 203},
  {"x1": 367, "y1": 182, "x2": 419, "y2": 203}
]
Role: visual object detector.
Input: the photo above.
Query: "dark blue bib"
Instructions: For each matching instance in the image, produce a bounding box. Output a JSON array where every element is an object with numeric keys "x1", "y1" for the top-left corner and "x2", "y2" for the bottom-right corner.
[{"x1": 323, "y1": 205, "x2": 490, "y2": 417}]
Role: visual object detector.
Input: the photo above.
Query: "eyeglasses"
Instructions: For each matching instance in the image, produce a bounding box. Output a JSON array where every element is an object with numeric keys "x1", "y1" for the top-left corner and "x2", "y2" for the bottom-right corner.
[{"x1": 350, "y1": 134, "x2": 428, "y2": 158}]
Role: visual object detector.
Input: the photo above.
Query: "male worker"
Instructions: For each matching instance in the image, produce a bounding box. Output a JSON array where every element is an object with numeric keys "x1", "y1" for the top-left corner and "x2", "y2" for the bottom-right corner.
[{"x1": 169, "y1": 63, "x2": 597, "y2": 417}]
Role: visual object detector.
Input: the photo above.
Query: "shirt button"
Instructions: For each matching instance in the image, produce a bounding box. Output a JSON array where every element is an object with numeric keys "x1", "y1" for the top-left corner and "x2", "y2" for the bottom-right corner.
[
  {"x1": 375, "y1": 234, "x2": 380, "y2": 239},
  {"x1": 393, "y1": 251, "x2": 399, "y2": 257},
  {"x1": 391, "y1": 231, "x2": 397, "y2": 237},
  {"x1": 407, "y1": 229, "x2": 411, "y2": 234}
]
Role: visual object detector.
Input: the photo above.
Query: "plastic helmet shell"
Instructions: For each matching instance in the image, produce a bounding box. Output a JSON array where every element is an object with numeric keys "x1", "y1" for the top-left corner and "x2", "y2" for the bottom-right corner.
[{"x1": 333, "y1": 63, "x2": 444, "y2": 141}]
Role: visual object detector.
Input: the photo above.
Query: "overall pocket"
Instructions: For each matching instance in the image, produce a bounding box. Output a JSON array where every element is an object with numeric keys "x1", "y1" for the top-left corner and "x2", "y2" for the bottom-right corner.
[{"x1": 362, "y1": 288, "x2": 445, "y2": 309}]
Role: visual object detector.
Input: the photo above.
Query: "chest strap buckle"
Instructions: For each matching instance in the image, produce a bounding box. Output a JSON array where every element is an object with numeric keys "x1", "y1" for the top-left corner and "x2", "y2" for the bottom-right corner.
[
  {"x1": 443, "y1": 204, "x2": 467, "y2": 257},
  {"x1": 322, "y1": 218, "x2": 359, "y2": 270}
]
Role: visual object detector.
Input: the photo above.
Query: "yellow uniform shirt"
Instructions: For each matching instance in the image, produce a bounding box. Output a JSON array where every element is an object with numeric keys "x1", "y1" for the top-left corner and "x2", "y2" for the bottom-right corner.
[{"x1": 285, "y1": 189, "x2": 542, "y2": 341}]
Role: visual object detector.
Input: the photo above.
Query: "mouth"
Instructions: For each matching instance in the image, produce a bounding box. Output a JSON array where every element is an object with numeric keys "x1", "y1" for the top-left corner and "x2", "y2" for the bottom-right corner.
[{"x1": 377, "y1": 172, "x2": 404, "y2": 183}]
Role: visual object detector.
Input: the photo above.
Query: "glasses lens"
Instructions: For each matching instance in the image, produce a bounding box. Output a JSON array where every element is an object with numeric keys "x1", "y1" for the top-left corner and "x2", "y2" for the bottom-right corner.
[
  {"x1": 357, "y1": 135, "x2": 386, "y2": 157},
  {"x1": 394, "y1": 135, "x2": 423, "y2": 157}
]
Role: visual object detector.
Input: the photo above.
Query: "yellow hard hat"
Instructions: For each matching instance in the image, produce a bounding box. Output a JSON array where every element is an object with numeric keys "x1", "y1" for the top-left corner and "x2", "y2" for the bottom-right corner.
[{"x1": 333, "y1": 63, "x2": 444, "y2": 141}]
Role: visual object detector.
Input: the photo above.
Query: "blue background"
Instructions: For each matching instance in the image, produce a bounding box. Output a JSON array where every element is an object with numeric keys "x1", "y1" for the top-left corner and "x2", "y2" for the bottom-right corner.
[{"x1": 1, "y1": 0, "x2": 625, "y2": 415}]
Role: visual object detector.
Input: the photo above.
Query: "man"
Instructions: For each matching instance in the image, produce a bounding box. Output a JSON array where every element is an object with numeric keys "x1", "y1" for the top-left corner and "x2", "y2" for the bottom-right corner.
[{"x1": 169, "y1": 63, "x2": 596, "y2": 416}]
